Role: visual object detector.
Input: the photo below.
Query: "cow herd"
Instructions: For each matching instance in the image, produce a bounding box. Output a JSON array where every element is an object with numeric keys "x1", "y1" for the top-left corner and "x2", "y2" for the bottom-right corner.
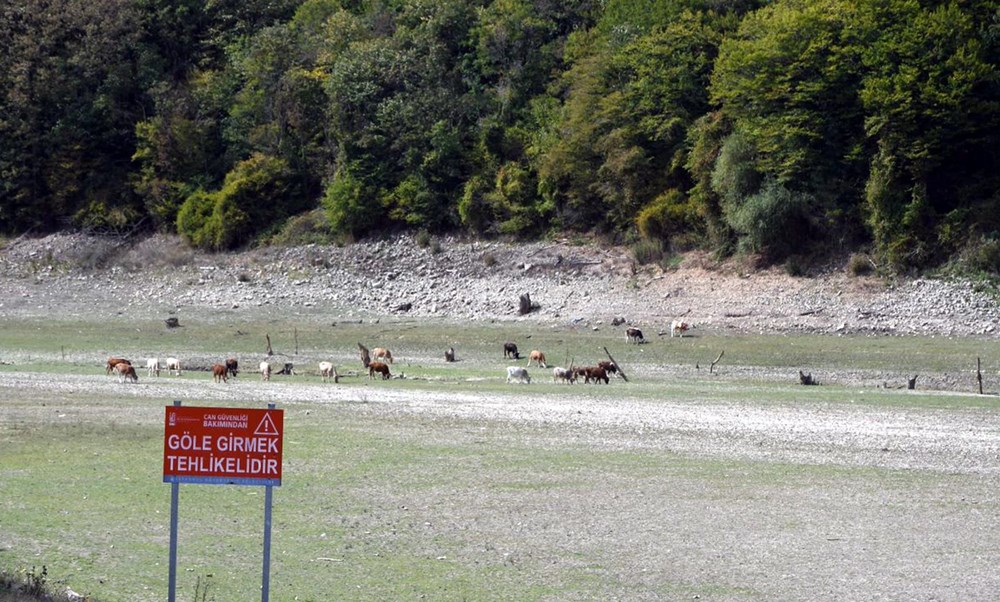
[{"x1": 104, "y1": 321, "x2": 690, "y2": 386}]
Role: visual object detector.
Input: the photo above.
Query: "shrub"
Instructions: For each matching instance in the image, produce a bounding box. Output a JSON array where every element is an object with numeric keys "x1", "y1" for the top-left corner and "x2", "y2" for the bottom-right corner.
[
  {"x1": 726, "y1": 179, "x2": 812, "y2": 258},
  {"x1": 847, "y1": 253, "x2": 874, "y2": 276},
  {"x1": 630, "y1": 238, "x2": 667, "y2": 266}
]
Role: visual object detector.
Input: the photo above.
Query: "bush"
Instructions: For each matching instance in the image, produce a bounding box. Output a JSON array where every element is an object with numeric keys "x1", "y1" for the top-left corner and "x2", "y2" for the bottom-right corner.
[
  {"x1": 630, "y1": 238, "x2": 667, "y2": 266},
  {"x1": 323, "y1": 166, "x2": 384, "y2": 238},
  {"x1": 177, "y1": 154, "x2": 299, "y2": 250},
  {"x1": 726, "y1": 179, "x2": 812, "y2": 258},
  {"x1": 847, "y1": 252, "x2": 874, "y2": 276},
  {"x1": 270, "y1": 209, "x2": 336, "y2": 246}
]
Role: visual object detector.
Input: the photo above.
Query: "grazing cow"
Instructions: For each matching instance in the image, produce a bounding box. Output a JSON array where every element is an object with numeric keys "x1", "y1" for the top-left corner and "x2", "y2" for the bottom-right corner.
[
  {"x1": 372, "y1": 347, "x2": 393, "y2": 364},
  {"x1": 225, "y1": 358, "x2": 239, "y2": 378},
  {"x1": 212, "y1": 363, "x2": 228, "y2": 383},
  {"x1": 527, "y1": 350, "x2": 547, "y2": 368},
  {"x1": 597, "y1": 360, "x2": 619, "y2": 377},
  {"x1": 260, "y1": 361, "x2": 272, "y2": 381},
  {"x1": 146, "y1": 358, "x2": 160, "y2": 377},
  {"x1": 165, "y1": 357, "x2": 182, "y2": 376},
  {"x1": 368, "y1": 361, "x2": 391, "y2": 380},
  {"x1": 625, "y1": 327, "x2": 644, "y2": 344},
  {"x1": 670, "y1": 320, "x2": 689, "y2": 337},
  {"x1": 106, "y1": 357, "x2": 131, "y2": 375},
  {"x1": 506, "y1": 366, "x2": 531, "y2": 384},
  {"x1": 319, "y1": 361, "x2": 336, "y2": 383},
  {"x1": 503, "y1": 342, "x2": 520, "y2": 359},
  {"x1": 582, "y1": 366, "x2": 610, "y2": 384},
  {"x1": 114, "y1": 362, "x2": 138, "y2": 384},
  {"x1": 552, "y1": 366, "x2": 575, "y2": 384}
]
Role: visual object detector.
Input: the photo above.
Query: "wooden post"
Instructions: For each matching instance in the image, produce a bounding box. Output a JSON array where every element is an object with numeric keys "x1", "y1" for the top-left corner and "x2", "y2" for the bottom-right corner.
[
  {"x1": 519, "y1": 293, "x2": 532, "y2": 315},
  {"x1": 710, "y1": 350, "x2": 724, "y2": 374},
  {"x1": 265, "y1": 334, "x2": 273, "y2": 356},
  {"x1": 977, "y1": 357, "x2": 983, "y2": 395},
  {"x1": 358, "y1": 343, "x2": 371, "y2": 367}
]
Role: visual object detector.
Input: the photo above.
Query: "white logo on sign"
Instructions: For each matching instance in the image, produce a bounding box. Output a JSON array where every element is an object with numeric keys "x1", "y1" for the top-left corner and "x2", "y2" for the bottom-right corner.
[{"x1": 255, "y1": 413, "x2": 280, "y2": 436}]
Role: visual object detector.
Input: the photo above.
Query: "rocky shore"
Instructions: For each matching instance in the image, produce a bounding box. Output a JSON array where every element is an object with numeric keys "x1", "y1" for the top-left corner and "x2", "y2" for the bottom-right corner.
[{"x1": 2, "y1": 232, "x2": 999, "y2": 338}]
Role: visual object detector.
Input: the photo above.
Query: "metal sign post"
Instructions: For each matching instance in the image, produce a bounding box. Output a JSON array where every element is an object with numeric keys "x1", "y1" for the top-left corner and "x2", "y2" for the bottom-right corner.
[{"x1": 164, "y1": 401, "x2": 283, "y2": 602}]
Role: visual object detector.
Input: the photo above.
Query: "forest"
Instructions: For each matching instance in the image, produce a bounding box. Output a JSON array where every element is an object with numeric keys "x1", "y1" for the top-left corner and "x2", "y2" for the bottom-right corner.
[{"x1": 1, "y1": 0, "x2": 998, "y2": 272}]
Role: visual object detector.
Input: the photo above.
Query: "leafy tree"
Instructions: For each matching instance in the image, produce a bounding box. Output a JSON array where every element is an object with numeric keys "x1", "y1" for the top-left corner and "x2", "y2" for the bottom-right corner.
[
  {"x1": 176, "y1": 153, "x2": 301, "y2": 249},
  {"x1": 857, "y1": 0, "x2": 999, "y2": 269}
]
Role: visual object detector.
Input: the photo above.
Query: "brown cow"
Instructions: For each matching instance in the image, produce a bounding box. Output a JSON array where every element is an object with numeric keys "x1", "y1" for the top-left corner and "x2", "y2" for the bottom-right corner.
[
  {"x1": 372, "y1": 347, "x2": 393, "y2": 364},
  {"x1": 212, "y1": 363, "x2": 228, "y2": 383},
  {"x1": 597, "y1": 360, "x2": 619, "y2": 377},
  {"x1": 106, "y1": 357, "x2": 131, "y2": 375},
  {"x1": 575, "y1": 366, "x2": 609, "y2": 384},
  {"x1": 368, "y1": 361, "x2": 391, "y2": 380},
  {"x1": 114, "y1": 362, "x2": 138, "y2": 384},
  {"x1": 527, "y1": 350, "x2": 547, "y2": 368}
]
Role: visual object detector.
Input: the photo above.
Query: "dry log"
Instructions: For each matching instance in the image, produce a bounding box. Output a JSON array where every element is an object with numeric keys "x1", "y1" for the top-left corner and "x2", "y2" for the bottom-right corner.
[{"x1": 710, "y1": 350, "x2": 725, "y2": 374}]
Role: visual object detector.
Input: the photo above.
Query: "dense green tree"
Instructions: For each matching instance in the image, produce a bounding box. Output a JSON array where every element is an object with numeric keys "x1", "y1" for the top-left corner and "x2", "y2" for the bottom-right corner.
[
  {"x1": 0, "y1": 0, "x2": 149, "y2": 233},
  {"x1": 857, "y1": 0, "x2": 999, "y2": 269}
]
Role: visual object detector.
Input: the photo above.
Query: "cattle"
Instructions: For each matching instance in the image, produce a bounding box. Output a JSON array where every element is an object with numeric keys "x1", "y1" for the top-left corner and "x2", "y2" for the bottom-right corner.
[
  {"x1": 372, "y1": 347, "x2": 393, "y2": 364},
  {"x1": 503, "y1": 342, "x2": 519, "y2": 359},
  {"x1": 212, "y1": 363, "x2": 228, "y2": 383},
  {"x1": 114, "y1": 362, "x2": 138, "y2": 384},
  {"x1": 527, "y1": 350, "x2": 547, "y2": 368},
  {"x1": 225, "y1": 358, "x2": 239, "y2": 378},
  {"x1": 165, "y1": 357, "x2": 182, "y2": 376},
  {"x1": 506, "y1": 366, "x2": 531, "y2": 384},
  {"x1": 584, "y1": 366, "x2": 610, "y2": 384},
  {"x1": 552, "y1": 366, "x2": 575, "y2": 384},
  {"x1": 368, "y1": 361, "x2": 391, "y2": 380},
  {"x1": 625, "y1": 327, "x2": 644, "y2": 344},
  {"x1": 319, "y1": 361, "x2": 336, "y2": 383},
  {"x1": 260, "y1": 361, "x2": 272, "y2": 381},
  {"x1": 146, "y1": 358, "x2": 160, "y2": 377},
  {"x1": 670, "y1": 320, "x2": 690, "y2": 337},
  {"x1": 597, "y1": 360, "x2": 619, "y2": 377},
  {"x1": 105, "y1": 357, "x2": 131, "y2": 375}
]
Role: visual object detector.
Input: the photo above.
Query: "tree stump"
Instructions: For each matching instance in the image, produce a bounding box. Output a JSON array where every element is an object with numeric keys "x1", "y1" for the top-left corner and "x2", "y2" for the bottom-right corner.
[
  {"x1": 519, "y1": 293, "x2": 533, "y2": 315},
  {"x1": 444, "y1": 347, "x2": 456, "y2": 362},
  {"x1": 799, "y1": 370, "x2": 818, "y2": 385},
  {"x1": 164, "y1": 317, "x2": 180, "y2": 328}
]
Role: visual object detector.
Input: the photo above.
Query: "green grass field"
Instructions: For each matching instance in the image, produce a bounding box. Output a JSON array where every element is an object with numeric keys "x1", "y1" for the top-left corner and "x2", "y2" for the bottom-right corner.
[{"x1": 3, "y1": 316, "x2": 1000, "y2": 601}]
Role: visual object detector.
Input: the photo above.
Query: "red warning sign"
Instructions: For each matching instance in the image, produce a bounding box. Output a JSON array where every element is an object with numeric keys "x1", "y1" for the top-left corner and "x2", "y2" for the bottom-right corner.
[{"x1": 163, "y1": 406, "x2": 283, "y2": 486}]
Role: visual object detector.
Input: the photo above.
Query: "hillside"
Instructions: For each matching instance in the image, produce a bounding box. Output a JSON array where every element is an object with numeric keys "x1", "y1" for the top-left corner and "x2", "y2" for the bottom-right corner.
[{"x1": 2, "y1": 233, "x2": 999, "y2": 340}]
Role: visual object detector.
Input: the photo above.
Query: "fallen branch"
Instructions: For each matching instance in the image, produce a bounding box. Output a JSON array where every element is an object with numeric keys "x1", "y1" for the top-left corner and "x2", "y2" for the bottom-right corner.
[{"x1": 710, "y1": 350, "x2": 724, "y2": 374}]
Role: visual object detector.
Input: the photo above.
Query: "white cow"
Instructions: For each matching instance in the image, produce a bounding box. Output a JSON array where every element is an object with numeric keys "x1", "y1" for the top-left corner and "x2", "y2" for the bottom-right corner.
[
  {"x1": 165, "y1": 357, "x2": 182, "y2": 376},
  {"x1": 146, "y1": 358, "x2": 160, "y2": 377},
  {"x1": 670, "y1": 320, "x2": 690, "y2": 337},
  {"x1": 319, "y1": 361, "x2": 336, "y2": 383},
  {"x1": 260, "y1": 361, "x2": 272, "y2": 381},
  {"x1": 506, "y1": 366, "x2": 531, "y2": 384},
  {"x1": 552, "y1": 366, "x2": 575, "y2": 384}
]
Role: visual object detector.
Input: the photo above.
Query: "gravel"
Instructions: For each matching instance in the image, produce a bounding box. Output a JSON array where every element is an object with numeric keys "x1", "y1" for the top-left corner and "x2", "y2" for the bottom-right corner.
[{"x1": 3, "y1": 232, "x2": 1000, "y2": 338}]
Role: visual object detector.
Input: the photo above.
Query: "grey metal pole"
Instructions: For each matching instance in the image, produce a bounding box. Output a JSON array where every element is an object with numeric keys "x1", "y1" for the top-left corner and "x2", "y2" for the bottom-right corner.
[
  {"x1": 261, "y1": 402, "x2": 276, "y2": 602},
  {"x1": 168, "y1": 400, "x2": 181, "y2": 602},
  {"x1": 262, "y1": 484, "x2": 273, "y2": 602}
]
